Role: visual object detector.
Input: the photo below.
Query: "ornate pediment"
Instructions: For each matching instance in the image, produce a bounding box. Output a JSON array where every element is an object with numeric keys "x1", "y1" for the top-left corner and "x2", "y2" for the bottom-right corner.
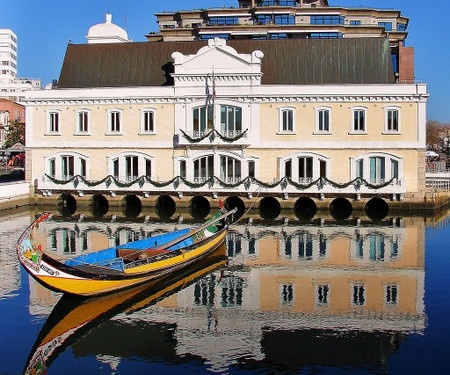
[{"x1": 171, "y1": 38, "x2": 264, "y2": 87}]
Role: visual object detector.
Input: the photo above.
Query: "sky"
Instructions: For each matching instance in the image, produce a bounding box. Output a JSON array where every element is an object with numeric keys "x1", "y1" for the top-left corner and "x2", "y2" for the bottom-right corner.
[{"x1": 1, "y1": 0, "x2": 448, "y2": 122}]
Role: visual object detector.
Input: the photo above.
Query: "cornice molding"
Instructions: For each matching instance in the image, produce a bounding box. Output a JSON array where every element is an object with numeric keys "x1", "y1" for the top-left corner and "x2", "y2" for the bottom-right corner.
[{"x1": 24, "y1": 93, "x2": 429, "y2": 106}]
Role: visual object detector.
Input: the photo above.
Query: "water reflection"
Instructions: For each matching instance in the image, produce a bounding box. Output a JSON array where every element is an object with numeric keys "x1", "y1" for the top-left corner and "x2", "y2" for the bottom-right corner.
[{"x1": 18, "y1": 209, "x2": 427, "y2": 373}]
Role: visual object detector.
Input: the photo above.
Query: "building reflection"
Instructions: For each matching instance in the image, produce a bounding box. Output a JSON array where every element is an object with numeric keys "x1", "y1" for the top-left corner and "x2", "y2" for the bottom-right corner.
[{"x1": 27, "y1": 212, "x2": 426, "y2": 372}]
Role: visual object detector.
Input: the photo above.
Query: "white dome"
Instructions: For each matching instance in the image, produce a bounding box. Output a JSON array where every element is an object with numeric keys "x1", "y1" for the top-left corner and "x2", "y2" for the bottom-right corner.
[{"x1": 86, "y1": 14, "x2": 129, "y2": 44}]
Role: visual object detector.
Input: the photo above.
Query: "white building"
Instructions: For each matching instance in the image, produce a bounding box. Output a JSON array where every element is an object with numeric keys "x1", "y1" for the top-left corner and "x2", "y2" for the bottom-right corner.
[{"x1": 0, "y1": 28, "x2": 41, "y2": 103}]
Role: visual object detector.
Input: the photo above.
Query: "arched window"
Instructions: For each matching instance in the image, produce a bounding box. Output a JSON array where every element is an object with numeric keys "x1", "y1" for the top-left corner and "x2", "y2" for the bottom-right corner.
[
  {"x1": 193, "y1": 155, "x2": 214, "y2": 182},
  {"x1": 45, "y1": 152, "x2": 89, "y2": 180},
  {"x1": 279, "y1": 152, "x2": 329, "y2": 182},
  {"x1": 107, "y1": 152, "x2": 154, "y2": 182},
  {"x1": 352, "y1": 152, "x2": 402, "y2": 183}
]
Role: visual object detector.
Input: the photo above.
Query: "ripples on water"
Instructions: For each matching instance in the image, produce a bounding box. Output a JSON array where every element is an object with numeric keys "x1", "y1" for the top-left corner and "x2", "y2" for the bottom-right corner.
[{"x1": 0, "y1": 207, "x2": 448, "y2": 374}]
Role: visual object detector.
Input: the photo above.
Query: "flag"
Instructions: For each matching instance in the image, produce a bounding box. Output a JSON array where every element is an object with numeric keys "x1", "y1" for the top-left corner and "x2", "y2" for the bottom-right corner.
[
  {"x1": 205, "y1": 75, "x2": 211, "y2": 106},
  {"x1": 212, "y1": 70, "x2": 216, "y2": 102}
]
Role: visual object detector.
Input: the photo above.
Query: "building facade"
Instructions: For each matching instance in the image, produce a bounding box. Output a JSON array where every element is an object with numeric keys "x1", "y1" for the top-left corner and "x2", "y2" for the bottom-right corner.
[
  {"x1": 0, "y1": 28, "x2": 41, "y2": 103},
  {"x1": 25, "y1": 4, "x2": 428, "y2": 213},
  {"x1": 0, "y1": 98, "x2": 25, "y2": 147},
  {"x1": 150, "y1": 0, "x2": 413, "y2": 83}
]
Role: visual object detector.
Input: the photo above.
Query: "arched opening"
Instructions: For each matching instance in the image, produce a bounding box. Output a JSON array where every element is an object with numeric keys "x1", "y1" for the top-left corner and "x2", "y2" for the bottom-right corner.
[
  {"x1": 294, "y1": 197, "x2": 317, "y2": 220},
  {"x1": 157, "y1": 195, "x2": 176, "y2": 219},
  {"x1": 58, "y1": 194, "x2": 77, "y2": 217},
  {"x1": 365, "y1": 198, "x2": 389, "y2": 221},
  {"x1": 190, "y1": 196, "x2": 210, "y2": 220},
  {"x1": 330, "y1": 197, "x2": 352, "y2": 220},
  {"x1": 91, "y1": 194, "x2": 109, "y2": 217},
  {"x1": 259, "y1": 197, "x2": 281, "y2": 220},
  {"x1": 123, "y1": 195, "x2": 142, "y2": 218},
  {"x1": 225, "y1": 196, "x2": 245, "y2": 220}
]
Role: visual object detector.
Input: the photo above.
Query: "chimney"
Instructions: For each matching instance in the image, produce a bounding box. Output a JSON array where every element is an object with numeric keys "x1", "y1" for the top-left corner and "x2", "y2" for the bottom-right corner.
[{"x1": 399, "y1": 41, "x2": 415, "y2": 84}]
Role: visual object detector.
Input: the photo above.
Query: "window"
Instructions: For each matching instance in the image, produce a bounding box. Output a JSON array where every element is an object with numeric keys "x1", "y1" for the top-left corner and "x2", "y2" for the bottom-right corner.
[
  {"x1": 180, "y1": 160, "x2": 186, "y2": 178},
  {"x1": 194, "y1": 155, "x2": 214, "y2": 182},
  {"x1": 397, "y1": 23, "x2": 407, "y2": 31},
  {"x1": 317, "y1": 284, "x2": 329, "y2": 306},
  {"x1": 310, "y1": 15, "x2": 344, "y2": 25},
  {"x1": 48, "y1": 111, "x2": 60, "y2": 133},
  {"x1": 145, "y1": 159, "x2": 152, "y2": 178},
  {"x1": 199, "y1": 34, "x2": 229, "y2": 41},
  {"x1": 80, "y1": 159, "x2": 86, "y2": 178},
  {"x1": 256, "y1": 15, "x2": 272, "y2": 25},
  {"x1": 269, "y1": 33, "x2": 288, "y2": 39},
  {"x1": 353, "y1": 153, "x2": 401, "y2": 183},
  {"x1": 385, "y1": 108, "x2": 400, "y2": 133},
  {"x1": 220, "y1": 155, "x2": 241, "y2": 183},
  {"x1": 370, "y1": 156, "x2": 385, "y2": 183},
  {"x1": 310, "y1": 32, "x2": 343, "y2": 39},
  {"x1": 248, "y1": 160, "x2": 255, "y2": 178},
  {"x1": 113, "y1": 159, "x2": 119, "y2": 178},
  {"x1": 279, "y1": 108, "x2": 294, "y2": 133},
  {"x1": 108, "y1": 109, "x2": 122, "y2": 133},
  {"x1": 61, "y1": 156, "x2": 74, "y2": 179},
  {"x1": 316, "y1": 108, "x2": 331, "y2": 133},
  {"x1": 125, "y1": 156, "x2": 139, "y2": 181},
  {"x1": 356, "y1": 159, "x2": 363, "y2": 178},
  {"x1": 298, "y1": 157, "x2": 313, "y2": 182},
  {"x1": 285, "y1": 159, "x2": 292, "y2": 178},
  {"x1": 209, "y1": 17, "x2": 239, "y2": 26},
  {"x1": 350, "y1": 20, "x2": 361, "y2": 26},
  {"x1": 281, "y1": 283, "x2": 294, "y2": 305},
  {"x1": 352, "y1": 108, "x2": 366, "y2": 132},
  {"x1": 385, "y1": 284, "x2": 398, "y2": 305},
  {"x1": 352, "y1": 284, "x2": 365, "y2": 306},
  {"x1": 391, "y1": 159, "x2": 399, "y2": 180},
  {"x1": 49, "y1": 158, "x2": 56, "y2": 177},
  {"x1": 193, "y1": 105, "x2": 214, "y2": 134},
  {"x1": 258, "y1": 0, "x2": 276, "y2": 6},
  {"x1": 220, "y1": 105, "x2": 242, "y2": 136},
  {"x1": 108, "y1": 152, "x2": 154, "y2": 181},
  {"x1": 274, "y1": 15, "x2": 295, "y2": 25},
  {"x1": 141, "y1": 109, "x2": 155, "y2": 133},
  {"x1": 77, "y1": 110, "x2": 89, "y2": 133},
  {"x1": 378, "y1": 22, "x2": 392, "y2": 31}
]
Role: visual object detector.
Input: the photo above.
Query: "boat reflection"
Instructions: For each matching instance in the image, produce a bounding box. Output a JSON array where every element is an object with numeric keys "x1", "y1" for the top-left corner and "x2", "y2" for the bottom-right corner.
[
  {"x1": 25, "y1": 212, "x2": 426, "y2": 373},
  {"x1": 23, "y1": 245, "x2": 228, "y2": 375}
]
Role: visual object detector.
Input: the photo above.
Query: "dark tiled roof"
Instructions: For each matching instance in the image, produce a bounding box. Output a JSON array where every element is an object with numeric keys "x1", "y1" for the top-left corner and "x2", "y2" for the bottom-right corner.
[{"x1": 58, "y1": 38, "x2": 394, "y2": 88}]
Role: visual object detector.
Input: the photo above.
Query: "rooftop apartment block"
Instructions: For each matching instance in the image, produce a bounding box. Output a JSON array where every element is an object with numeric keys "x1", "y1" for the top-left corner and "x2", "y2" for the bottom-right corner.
[
  {"x1": 0, "y1": 29, "x2": 41, "y2": 103},
  {"x1": 149, "y1": 0, "x2": 413, "y2": 83}
]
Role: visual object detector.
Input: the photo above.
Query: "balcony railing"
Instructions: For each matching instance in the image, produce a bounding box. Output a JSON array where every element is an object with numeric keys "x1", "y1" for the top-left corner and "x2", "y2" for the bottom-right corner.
[{"x1": 38, "y1": 174, "x2": 406, "y2": 197}]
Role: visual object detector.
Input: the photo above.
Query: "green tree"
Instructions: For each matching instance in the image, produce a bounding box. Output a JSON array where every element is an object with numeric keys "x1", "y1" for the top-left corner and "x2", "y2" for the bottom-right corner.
[{"x1": 2, "y1": 120, "x2": 24, "y2": 149}]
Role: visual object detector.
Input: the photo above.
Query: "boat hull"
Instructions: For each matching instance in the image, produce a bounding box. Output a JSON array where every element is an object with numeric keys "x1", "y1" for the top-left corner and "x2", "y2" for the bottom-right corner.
[{"x1": 17, "y1": 214, "x2": 228, "y2": 296}]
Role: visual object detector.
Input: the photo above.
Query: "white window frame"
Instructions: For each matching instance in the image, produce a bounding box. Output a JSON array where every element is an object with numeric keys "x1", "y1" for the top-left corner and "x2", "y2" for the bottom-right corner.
[
  {"x1": 383, "y1": 106, "x2": 401, "y2": 134},
  {"x1": 315, "y1": 283, "x2": 330, "y2": 306},
  {"x1": 107, "y1": 151, "x2": 154, "y2": 182},
  {"x1": 107, "y1": 108, "x2": 123, "y2": 135},
  {"x1": 314, "y1": 106, "x2": 332, "y2": 134},
  {"x1": 75, "y1": 108, "x2": 90, "y2": 135},
  {"x1": 44, "y1": 151, "x2": 90, "y2": 180},
  {"x1": 139, "y1": 108, "x2": 156, "y2": 134},
  {"x1": 46, "y1": 109, "x2": 61, "y2": 135},
  {"x1": 384, "y1": 283, "x2": 399, "y2": 306},
  {"x1": 278, "y1": 152, "x2": 330, "y2": 182},
  {"x1": 351, "y1": 283, "x2": 366, "y2": 306},
  {"x1": 350, "y1": 152, "x2": 403, "y2": 183},
  {"x1": 278, "y1": 106, "x2": 295, "y2": 134},
  {"x1": 349, "y1": 106, "x2": 368, "y2": 134}
]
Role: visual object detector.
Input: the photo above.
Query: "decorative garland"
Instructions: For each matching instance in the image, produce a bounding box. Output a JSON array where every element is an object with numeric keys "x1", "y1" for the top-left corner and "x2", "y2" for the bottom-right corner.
[
  {"x1": 45, "y1": 174, "x2": 396, "y2": 191},
  {"x1": 180, "y1": 129, "x2": 248, "y2": 143}
]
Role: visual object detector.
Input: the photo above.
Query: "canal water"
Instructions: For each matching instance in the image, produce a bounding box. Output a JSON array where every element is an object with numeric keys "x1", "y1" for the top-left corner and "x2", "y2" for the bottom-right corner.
[{"x1": 0, "y1": 206, "x2": 448, "y2": 374}]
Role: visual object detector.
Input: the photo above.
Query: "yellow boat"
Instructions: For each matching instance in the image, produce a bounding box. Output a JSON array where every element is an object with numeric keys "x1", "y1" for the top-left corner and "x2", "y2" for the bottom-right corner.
[
  {"x1": 17, "y1": 207, "x2": 235, "y2": 296},
  {"x1": 23, "y1": 245, "x2": 227, "y2": 375}
]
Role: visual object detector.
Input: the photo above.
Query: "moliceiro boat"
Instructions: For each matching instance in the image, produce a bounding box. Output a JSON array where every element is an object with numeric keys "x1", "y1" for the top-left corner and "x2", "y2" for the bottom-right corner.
[{"x1": 17, "y1": 207, "x2": 236, "y2": 296}]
